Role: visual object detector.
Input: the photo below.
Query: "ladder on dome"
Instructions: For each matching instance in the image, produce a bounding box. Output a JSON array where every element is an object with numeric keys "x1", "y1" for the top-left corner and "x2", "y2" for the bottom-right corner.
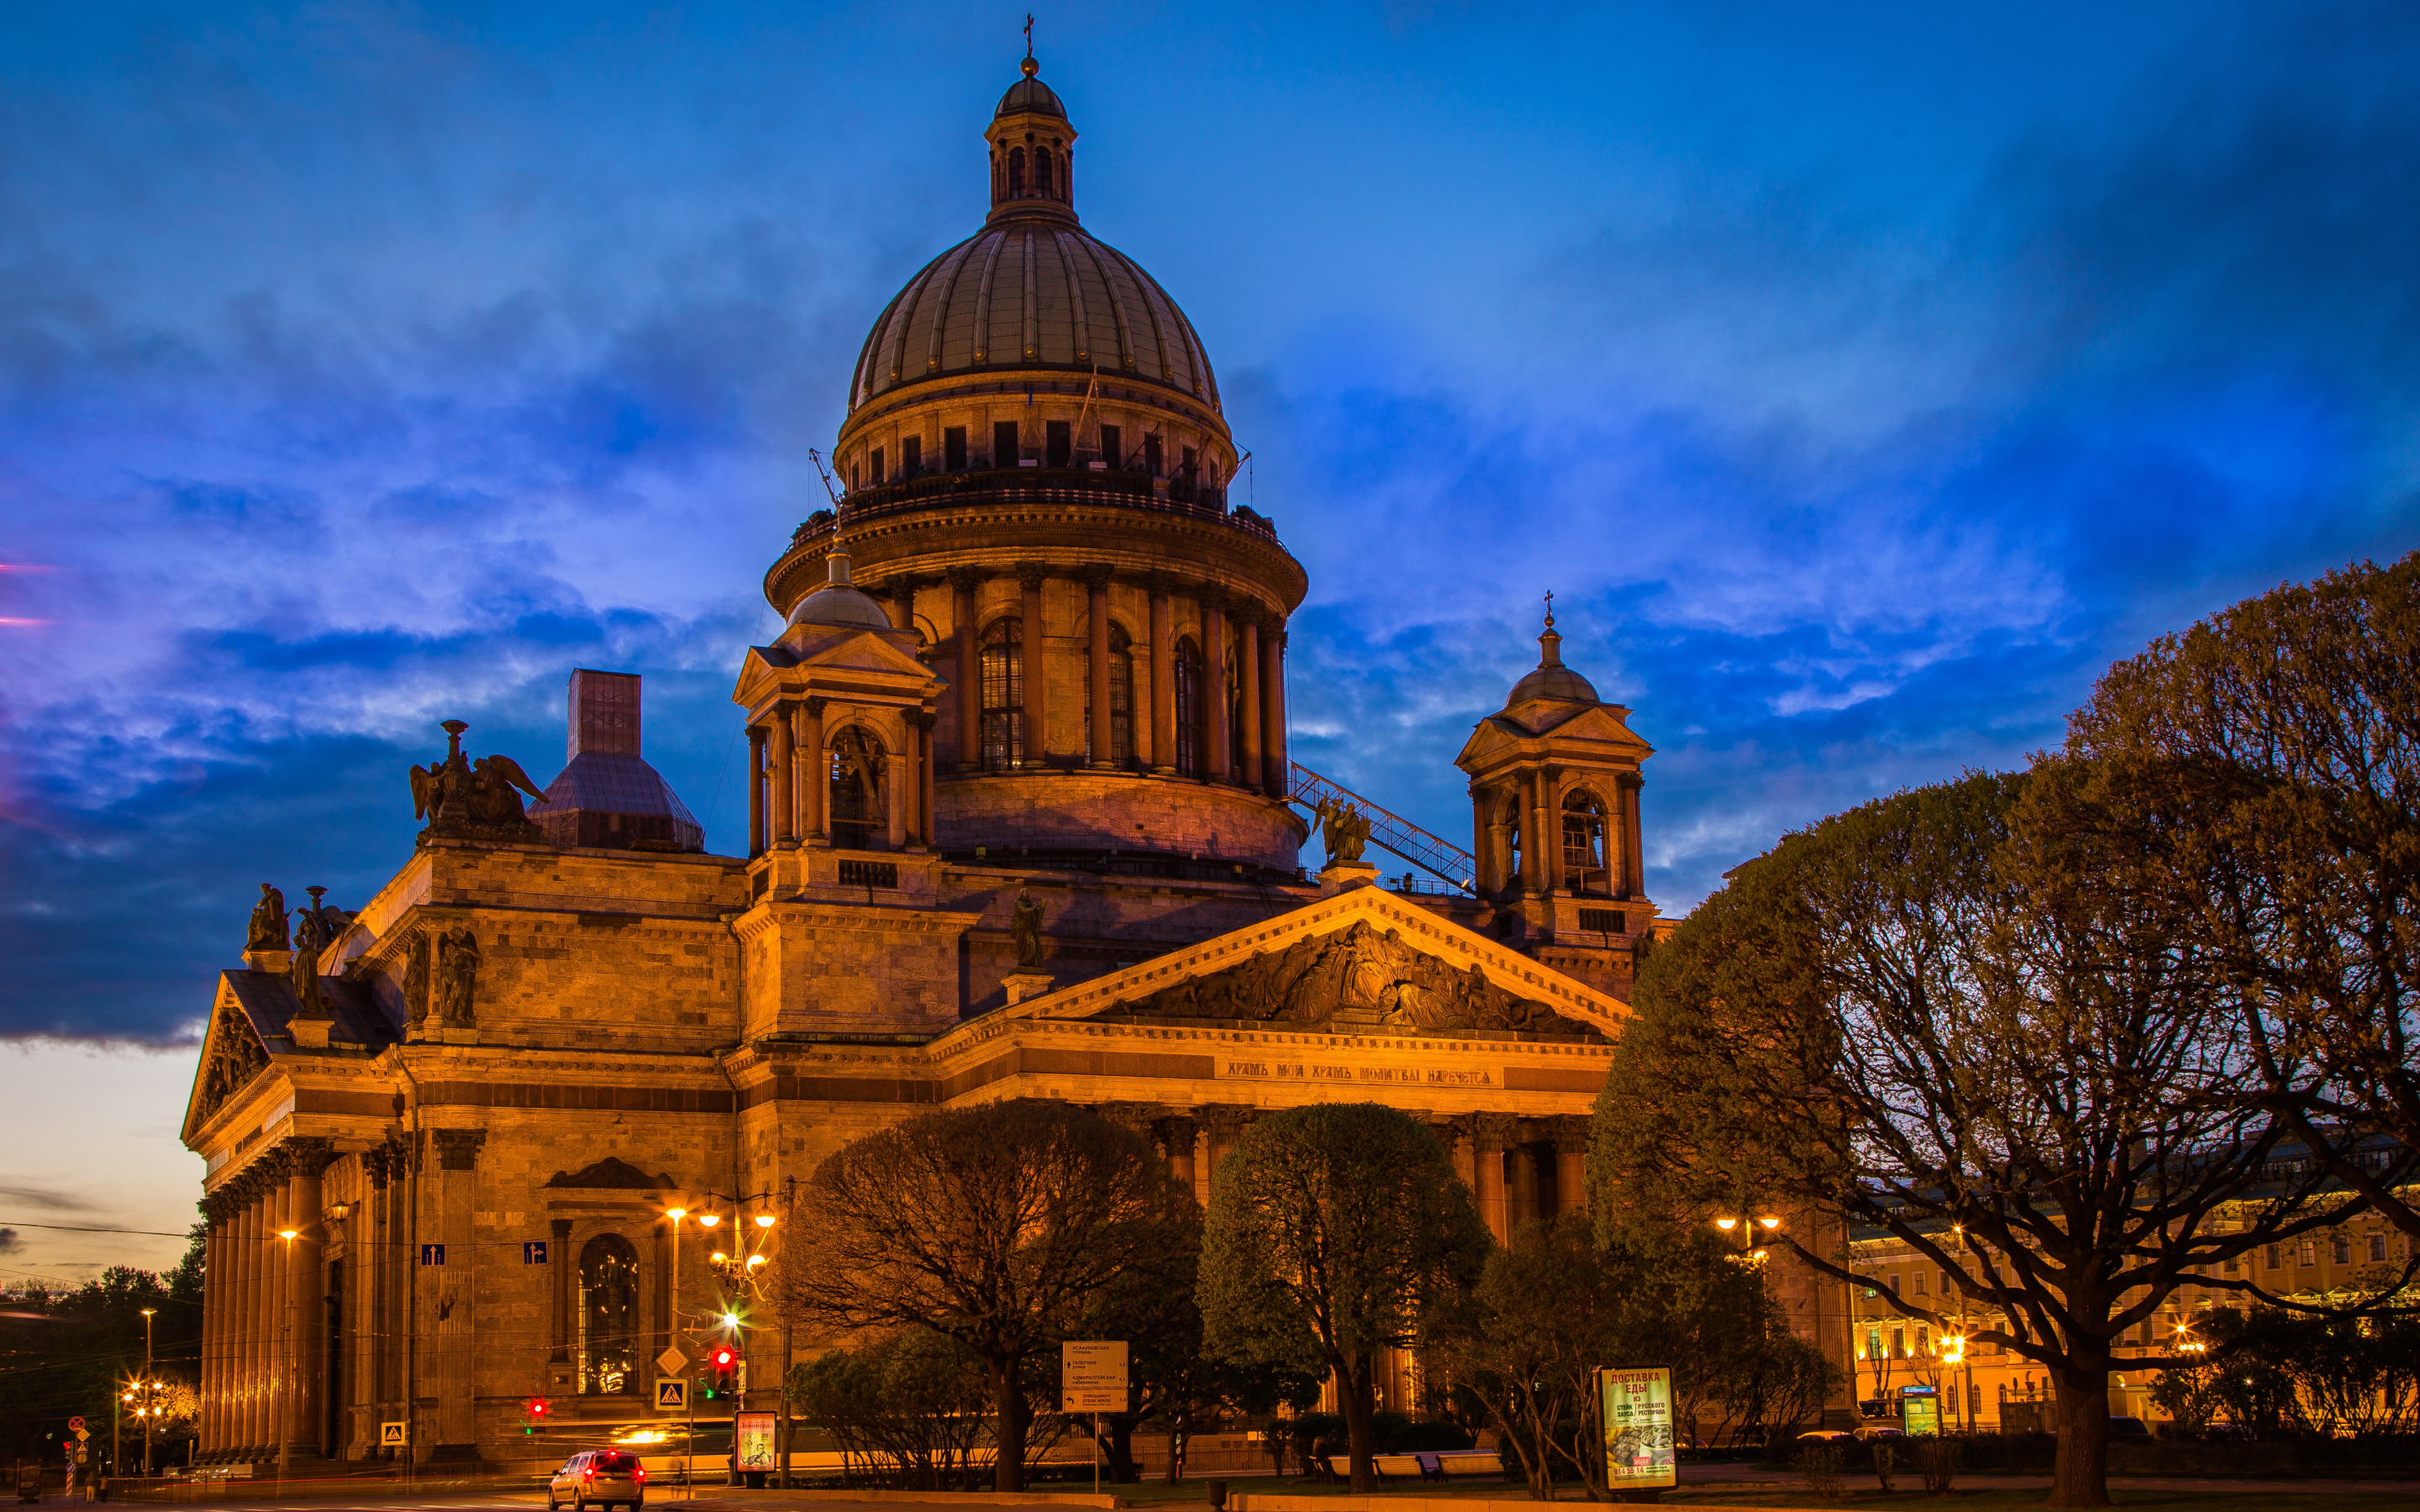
[{"x1": 1287, "y1": 760, "x2": 1478, "y2": 895}]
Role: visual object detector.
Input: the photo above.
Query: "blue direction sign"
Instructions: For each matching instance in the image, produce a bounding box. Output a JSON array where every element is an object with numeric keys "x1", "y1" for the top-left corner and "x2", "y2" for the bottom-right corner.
[
  {"x1": 523, "y1": 1241, "x2": 549, "y2": 1264},
  {"x1": 419, "y1": 1243, "x2": 445, "y2": 1266}
]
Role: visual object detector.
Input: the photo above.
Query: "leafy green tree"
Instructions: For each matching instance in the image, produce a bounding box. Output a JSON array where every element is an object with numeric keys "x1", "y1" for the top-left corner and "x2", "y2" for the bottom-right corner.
[
  {"x1": 1078, "y1": 1224, "x2": 1323, "y2": 1483},
  {"x1": 1199, "y1": 1102, "x2": 1491, "y2": 1493},
  {"x1": 1593, "y1": 772, "x2": 2360, "y2": 1509},
  {"x1": 788, "y1": 1329, "x2": 992, "y2": 1488},
  {"x1": 783, "y1": 1100, "x2": 1196, "y2": 1490},
  {"x1": 0, "y1": 1261, "x2": 197, "y2": 1467},
  {"x1": 2054, "y1": 551, "x2": 2420, "y2": 1239}
]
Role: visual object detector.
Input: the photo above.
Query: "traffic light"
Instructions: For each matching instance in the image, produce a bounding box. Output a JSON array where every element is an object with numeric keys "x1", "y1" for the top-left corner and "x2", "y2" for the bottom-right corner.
[
  {"x1": 523, "y1": 1398, "x2": 550, "y2": 1435},
  {"x1": 705, "y1": 1347, "x2": 738, "y2": 1399}
]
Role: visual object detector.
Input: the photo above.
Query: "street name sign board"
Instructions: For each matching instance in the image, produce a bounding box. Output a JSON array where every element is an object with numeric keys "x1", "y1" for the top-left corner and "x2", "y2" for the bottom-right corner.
[
  {"x1": 1060, "y1": 1340, "x2": 1128, "y2": 1413},
  {"x1": 380, "y1": 1422, "x2": 408, "y2": 1447},
  {"x1": 654, "y1": 1378, "x2": 688, "y2": 1411},
  {"x1": 734, "y1": 1412, "x2": 777, "y2": 1471},
  {"x1": 1597, "y1": 1367, "x2": 1677, "y2": 1491}
]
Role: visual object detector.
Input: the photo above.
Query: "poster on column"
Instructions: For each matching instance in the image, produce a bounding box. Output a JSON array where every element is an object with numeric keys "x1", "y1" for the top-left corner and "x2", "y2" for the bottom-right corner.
[
  {"x1": 1596, "y1": 1367, "x2": 1677, "y2": 1491},
  {"x1": 734, "y1": 1413, "x2": 777, "y2": 1471}
]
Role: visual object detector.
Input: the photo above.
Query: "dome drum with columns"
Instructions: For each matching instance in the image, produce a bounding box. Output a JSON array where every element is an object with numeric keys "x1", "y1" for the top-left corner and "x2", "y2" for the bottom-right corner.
[{"x1": 175, "y1": 55, "x2": 1818, "y2": 1482}]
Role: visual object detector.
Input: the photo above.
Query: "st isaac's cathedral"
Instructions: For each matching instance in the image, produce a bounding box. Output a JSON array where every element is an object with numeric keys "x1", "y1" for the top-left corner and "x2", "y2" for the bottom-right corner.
[{"x1": 180, "y1": 53, "x2": 1833, "y2": 1469}]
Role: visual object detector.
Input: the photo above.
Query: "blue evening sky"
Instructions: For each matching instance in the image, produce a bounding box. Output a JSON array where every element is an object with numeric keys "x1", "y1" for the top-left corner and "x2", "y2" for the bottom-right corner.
[{"x1": 3, "y1": 1, "x2": 2418, "y2": 1271}]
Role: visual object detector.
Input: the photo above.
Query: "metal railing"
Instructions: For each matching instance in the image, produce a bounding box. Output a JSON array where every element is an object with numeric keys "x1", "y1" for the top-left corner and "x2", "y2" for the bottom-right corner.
[{"x1": 1287, "y1": 761, "x2": 1477, "y2": 894}]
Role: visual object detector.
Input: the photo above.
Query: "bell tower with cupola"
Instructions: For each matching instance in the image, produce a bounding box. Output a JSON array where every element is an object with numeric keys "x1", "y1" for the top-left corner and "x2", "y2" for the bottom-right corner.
[
  {"x1": 1454, "y1": 606, "x2": 1655, "y2": 995},
  {"x1": 988, "y1": 52, "x2": 1077, "y2": 223}
]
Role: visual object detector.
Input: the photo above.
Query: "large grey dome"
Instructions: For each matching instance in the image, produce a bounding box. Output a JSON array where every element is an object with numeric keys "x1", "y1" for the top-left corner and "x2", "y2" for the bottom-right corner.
[
  {"x1": 1506, "y1": 619, "x2": 1600, "y2": 706},
  {"x1": 849, "y1": 222, "x2": 1218, "y2": 415}
]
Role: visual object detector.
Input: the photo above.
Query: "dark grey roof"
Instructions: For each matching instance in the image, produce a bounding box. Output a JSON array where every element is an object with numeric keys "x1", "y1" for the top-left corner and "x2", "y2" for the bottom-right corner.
[
  {"x1": 224, "y1": 969, "x2": 398, "y2": 1050},
  {"x1": 787, "y1": 581, "x2": 892, "y2": 628},
  {"x1": 850, "y1": 222, "x2": 1220, "y2": 414},
  {"x1": 996, "y1": 75, "x2": 1065, "y2": 119},
  {"x1": 1506, "y1": 626, "x2": 1601, "y2": 707},
  {"x1": 529, "y1": 752, "x2": 706, "y2": 852}
]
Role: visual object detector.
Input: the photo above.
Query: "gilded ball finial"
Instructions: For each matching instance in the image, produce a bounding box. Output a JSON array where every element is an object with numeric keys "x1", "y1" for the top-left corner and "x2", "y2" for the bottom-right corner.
[{"x1": 1022, "y1": 55, "x2": 1039, "y2": 77}]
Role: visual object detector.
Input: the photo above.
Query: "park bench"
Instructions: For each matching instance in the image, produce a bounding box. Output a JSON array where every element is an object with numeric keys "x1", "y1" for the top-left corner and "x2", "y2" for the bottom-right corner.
[
  {"x1": 1371, "y1": 1453, "x2": 1428, "y2": 1483},
  {"x1": 1428, "y1": 1449, "x2": 1508, "y2": 1481}
]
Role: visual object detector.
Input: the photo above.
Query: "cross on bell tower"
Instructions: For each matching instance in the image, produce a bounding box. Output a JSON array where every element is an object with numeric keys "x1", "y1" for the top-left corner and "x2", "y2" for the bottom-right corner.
[{"x1": 987, "y1": 34, "x2": 1079, "y2": 223}]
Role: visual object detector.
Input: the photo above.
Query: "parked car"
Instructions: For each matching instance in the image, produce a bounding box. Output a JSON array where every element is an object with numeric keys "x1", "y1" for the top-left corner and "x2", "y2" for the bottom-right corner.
[
  {"x1": 547, "y1": 1449, "x2": 645, "y2": 1511},
  {"x1": 1795, "y1": 1430, "x2": 1854, "y2": 1442},
  {"x1": 1853, "y1": 1425, "x2": 1906, "y2": 1441}
]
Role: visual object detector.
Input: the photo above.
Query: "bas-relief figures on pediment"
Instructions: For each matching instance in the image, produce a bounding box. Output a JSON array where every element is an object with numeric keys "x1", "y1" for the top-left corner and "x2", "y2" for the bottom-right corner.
[
  {"x1": 191, "y1": 1000, "x2": 272, "y2": 1131},
  {"x1": 1108, "y1": 919, "x2": 1601, "y2": 1040}
]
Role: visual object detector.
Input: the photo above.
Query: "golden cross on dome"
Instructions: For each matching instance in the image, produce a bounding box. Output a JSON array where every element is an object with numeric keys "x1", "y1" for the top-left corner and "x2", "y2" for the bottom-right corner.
[
  {"x1": 1543, "y1": 589, "x2": 1555, "y2": 629},
  {"x1": 1023, "y1": 13, "x2": 1035, "y2": 59}
]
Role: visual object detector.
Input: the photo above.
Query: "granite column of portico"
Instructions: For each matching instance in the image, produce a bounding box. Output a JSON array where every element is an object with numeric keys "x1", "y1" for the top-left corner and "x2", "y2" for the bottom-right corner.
[
  {"x1": 1472, "y1": 1116, "x2": 1514, "y2": 1247},
  {"x1": 351, "y1": 1149, "x2": 386, "y2": 1457},
  {"x1": 950, "y1": 570, "x2": 982, "y2": 769},
  {"x1": 1018, "y1": 564, "x2": 1048, "y2": 768},
  {"x1": 283, "y1": 1137, "x2": 334, "y2": 1458},
  {"x1": 1148, "y1": 579, "x2": 1176, "y2": 773},
  {"x1": 1553, "y1": 1119, "x2": 1591, "y2": 1217},
  {"x1": 1197, "y1": 1105, "x2": 1253, "y2": 1193},
  {"x1": 915, "y1": 713, "x2": 939, "y2": 844},
  {"x1": 197, "y1": 1197, "x2": 226, "y2": 1453},
  {"x1": 1237, "y1": 615, "x2": 1263, "y2": 792},
  {"x1": 238, "y1": 1165, "x2": 269, "y2": 1452},
  {"x1": 1201, "y1": 591, "x2": 1230, "y2": 781},
  {"x1": 550, "y1": 1218, "x2": 576, "y2": 1387},
  {"x1": 1155, "y1": 1115, "x2": 1199, "y2": 1205}
]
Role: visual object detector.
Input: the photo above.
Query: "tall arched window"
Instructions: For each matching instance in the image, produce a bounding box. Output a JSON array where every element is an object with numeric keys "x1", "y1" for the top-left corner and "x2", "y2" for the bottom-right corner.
[
  {"x1": 1561, "y1": 790, "x2": 1608, "y2": 895},
  {"x1": 1084, "y1": 624, "x2": 1135, "y2": 768},
  {"x1": 1035, "y1": 149, "x2": 1055, "y2": 197},
  {"x1": 1173, "y1": 637, "x2": 1203, "y2": 777},
  {"x1": 577, "y1": 1235, "x2": 639, "y2": 1395},
  {"x1": 829, "y1": 727, "x2": 886, "y2": 850},
  {"x1": 981, "y1": 617, "x2": 1024, "y2": 772},
  {"x1": 1007, "y1": 147, "x2": 1026, "y2": 197}
]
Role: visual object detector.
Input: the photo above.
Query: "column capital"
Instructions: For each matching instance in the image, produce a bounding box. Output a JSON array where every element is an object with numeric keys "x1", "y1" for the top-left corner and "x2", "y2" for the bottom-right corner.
[
  {"x1": 945, "y1": 565, "x2": 986, "y2": 593},
  {"x1": 1197, "y1": 583, "x2": 1232, "y2": 615},
  {"x1": 1197, "y1": 1103, "x2": 1257, "y2": 1139},
  {"x1": 430, "y1": 1127, "x2": 487, "y2": 1172},
  {"x1": 1015, "y1": 561, "x2": 1049, "y2": 592},
  {"x1": 802, "y1": 696, "x2": 829, "y2": 717},
  {"x1": 1550, "y1": 1116, "x2": 1592, "y2": 1157},
  {"x1": 746, "y1": 724, "x2": 768, "y2": 747},
  {"x1": 1152, "y1": 1113, "x2": 1199, "y2": 1153},
  {"x1": 1143, "y1": 572, "x2": 1176, "y2": 600},
  {"x1": 1076, "y1": 563, "x2": 1115, "y2": 591},
  {"x1": 282, "y1": 1134, "x2": 339, "y2": 1179},
  {"x1": 1473, "y1": 1112, "x2": 1519, "y2": 1151}
]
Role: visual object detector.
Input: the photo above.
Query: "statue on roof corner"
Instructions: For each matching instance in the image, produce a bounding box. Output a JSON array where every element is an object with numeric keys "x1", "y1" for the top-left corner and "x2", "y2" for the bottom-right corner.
[
  {"x1": 1312, "y1": 795, "x2": 1372, "y2": 865},
  {"x1": 245, "y1": 883, "x2": 290, "y2": 953},
  {"x1": 411, "y1": 719, "x2": 550, "y2": 843}
]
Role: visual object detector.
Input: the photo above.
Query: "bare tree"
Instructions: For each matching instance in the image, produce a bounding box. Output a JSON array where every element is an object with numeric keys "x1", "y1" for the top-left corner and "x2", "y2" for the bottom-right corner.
[
  {"x1": 2058, "y1": 550, "x2": 2420, "y2": 1235},
  {"x1": 1199, "y1": 1102, "x2": 1490, "y2": 1494},
  {"x1": 783, "y1": 1100, "x2": 1195, "y2": 1490},
  {"x1": 1592, "y1": 771, "x2": 2362, "y2": 1509}
]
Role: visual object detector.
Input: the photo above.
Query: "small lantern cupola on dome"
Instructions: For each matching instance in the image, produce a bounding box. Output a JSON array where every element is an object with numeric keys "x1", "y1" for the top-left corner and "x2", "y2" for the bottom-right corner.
[
  {"x1": 988, "y1": 41, "x2": 1078, "y2": 224},
  {"x1": 1505, "y1": 595, "x2": 1601, "y2": 708}
]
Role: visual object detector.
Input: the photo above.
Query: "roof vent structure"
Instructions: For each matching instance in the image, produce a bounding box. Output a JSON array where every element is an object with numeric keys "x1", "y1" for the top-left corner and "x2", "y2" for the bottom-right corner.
[{"x1": 529, "y1": 669, "x2": 706, "y2": 853}]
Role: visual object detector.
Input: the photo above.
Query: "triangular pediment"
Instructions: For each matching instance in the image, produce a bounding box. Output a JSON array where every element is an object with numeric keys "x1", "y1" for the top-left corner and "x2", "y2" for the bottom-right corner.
[
  {"x1": 734, "y1": 627, "x2": 941, "y2": 709},
  {"x1": 1456, "y1": 703, "x2": 1654, "y2": 769},
  {"x1": 980, "y1": 885, "x2": 1629, "y2": 1042},
  {"x1": 182, "y1": 979, "x2": 276, "y2": 1144},
  {"x1": 545, "y1": 1156, "x2": 674, "y2": 1189}
]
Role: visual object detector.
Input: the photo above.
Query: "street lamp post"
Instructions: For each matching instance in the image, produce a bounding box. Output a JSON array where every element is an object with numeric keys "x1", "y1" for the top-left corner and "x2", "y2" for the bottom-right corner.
[
  {"x1": 700, "y1": 1190, "x2": 779, "y2": 1488},
  {"x1": 140, "y1": 1308, "x2": 157, "y2": 1476},
  {"x1": 1712, "y1": 1211, "x2": 1783, "y2": 1442}
]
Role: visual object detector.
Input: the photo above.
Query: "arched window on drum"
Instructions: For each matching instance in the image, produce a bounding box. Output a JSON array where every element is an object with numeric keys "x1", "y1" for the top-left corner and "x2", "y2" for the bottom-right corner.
[
  {"x1": 577, "y1": 1235, "x2": 639, "y2": 1394},
  {"x1": 1173, "y1": 637, "x2": 1204, "y2": 778},
  {"x1": 1084, "y1": 624, "x2": 1135, "y2": 769},
  {"x1": 1007, "y1": 147, "x2": 1027, "y2": 197},
  {"x1": 1561, "y1": 790, "x2": 1611, "y2": 896},
  {"x1": 981, "y1": 617, "x2": 1024, "y2": 772}
]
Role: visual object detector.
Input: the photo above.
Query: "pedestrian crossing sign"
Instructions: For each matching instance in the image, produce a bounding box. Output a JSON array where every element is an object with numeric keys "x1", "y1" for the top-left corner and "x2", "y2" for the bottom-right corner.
[
  {"x1": 381, "y1": 1422, "x2": 408, "y2": 1446},
  {"x1": 654, "y1": 1378, "x2": 687, "y2": 1411}
]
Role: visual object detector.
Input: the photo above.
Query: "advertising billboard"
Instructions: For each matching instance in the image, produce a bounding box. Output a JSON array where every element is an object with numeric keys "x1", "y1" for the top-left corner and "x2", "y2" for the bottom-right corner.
[{"x1": 1596, "y1": 1367, "x2": 1678, "y2": 1491}]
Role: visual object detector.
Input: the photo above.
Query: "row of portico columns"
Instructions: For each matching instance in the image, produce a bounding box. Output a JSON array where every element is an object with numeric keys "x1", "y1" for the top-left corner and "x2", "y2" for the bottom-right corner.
[
  {"x1": 197, "y1": 1136, "x2": 336, "y2": 1462},
  {"x1": 1125, "y1": 1105, "x2": 1590, "y2": 1244}
]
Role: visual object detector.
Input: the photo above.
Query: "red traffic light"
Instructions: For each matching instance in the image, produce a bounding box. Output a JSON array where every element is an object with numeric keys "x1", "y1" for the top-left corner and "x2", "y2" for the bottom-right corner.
[
  {"x1": 712, "y1": 1347, "x2": 735, "y2": 1368},
  {"x1": 528, "y1": 1399, "x2": 549, "y2": 1416}
]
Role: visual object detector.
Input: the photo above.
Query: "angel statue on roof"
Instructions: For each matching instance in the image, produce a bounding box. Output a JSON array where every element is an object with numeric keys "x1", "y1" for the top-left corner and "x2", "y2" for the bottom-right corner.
[{"x1": 410, "y1": 719, "x2": 550, "y2": 842}]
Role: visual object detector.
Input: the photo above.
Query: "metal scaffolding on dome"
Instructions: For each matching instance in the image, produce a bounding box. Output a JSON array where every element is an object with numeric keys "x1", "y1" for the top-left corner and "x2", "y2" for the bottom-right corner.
[{"x1": 1286, "y1": 760, "x2": 1477, "y2": 895}]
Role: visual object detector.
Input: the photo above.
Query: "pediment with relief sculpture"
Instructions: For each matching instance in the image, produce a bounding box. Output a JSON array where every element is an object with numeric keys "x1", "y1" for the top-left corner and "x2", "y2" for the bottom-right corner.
[{"x1": 1005, "y1": 884, "x2": 1624, "y2": 1043}]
